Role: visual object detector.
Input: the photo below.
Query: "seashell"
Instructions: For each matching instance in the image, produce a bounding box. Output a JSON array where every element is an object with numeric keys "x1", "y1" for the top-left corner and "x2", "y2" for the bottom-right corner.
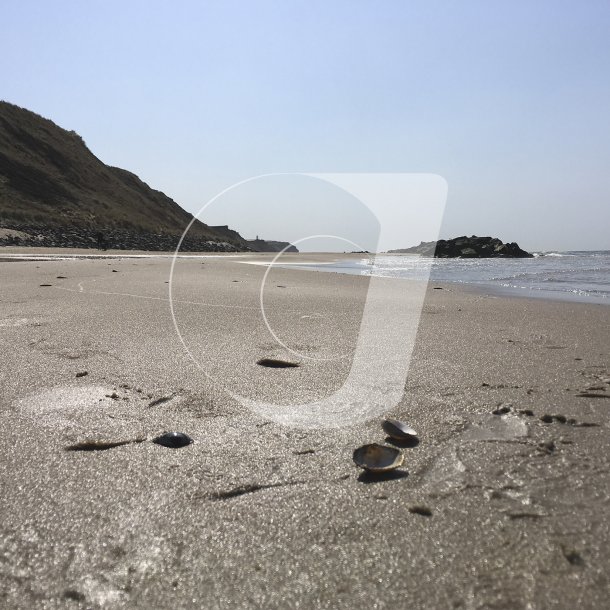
[
  {"x1": 382, "y1": 419, "x2": 417, "y2": 440},
  {"x1": 257, "y1": 358, "x2": 300, "y2": 368},
  {"x1": 352, "y1": 443, "x2": 404, "y2": 472},
  {"x1": 152, "y1": 431, "x2": 193, "y2": 448}
]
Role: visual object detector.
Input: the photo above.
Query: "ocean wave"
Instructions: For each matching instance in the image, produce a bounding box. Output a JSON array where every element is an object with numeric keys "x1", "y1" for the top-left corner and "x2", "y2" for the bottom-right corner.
[{"x1": 291, "y1": 253, "x2": 610, "y2": 304}]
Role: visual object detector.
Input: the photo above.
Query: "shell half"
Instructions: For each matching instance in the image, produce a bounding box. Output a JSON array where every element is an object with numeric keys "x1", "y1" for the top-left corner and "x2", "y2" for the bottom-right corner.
[
  {"x1": 352, "y1": 443, "x2": 404, "y2": 472},
  {"x1": 382, "y1": 419, "x2": 418, "y2": 440}
]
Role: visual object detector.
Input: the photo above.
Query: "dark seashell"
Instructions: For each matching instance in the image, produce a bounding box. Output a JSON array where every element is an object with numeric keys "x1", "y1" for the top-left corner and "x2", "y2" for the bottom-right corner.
[
  {"x1": 382, "y1": 419, "x2": 417, "y2": 440},
  {"x1": 353, "y1": 443, "x2": 404, "y2": 472},
  {"x1": 257, "y1": 358, "x2": 300, "y2": 368},
  {"x1": 152, "y1": 431, "x2": 193, "y2": 448}
]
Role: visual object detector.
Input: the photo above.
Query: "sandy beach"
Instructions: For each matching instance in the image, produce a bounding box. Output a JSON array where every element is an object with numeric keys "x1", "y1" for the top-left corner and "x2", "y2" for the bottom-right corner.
[{"x1": 0, "y1": 252, "x2": 608, "y2": 609}]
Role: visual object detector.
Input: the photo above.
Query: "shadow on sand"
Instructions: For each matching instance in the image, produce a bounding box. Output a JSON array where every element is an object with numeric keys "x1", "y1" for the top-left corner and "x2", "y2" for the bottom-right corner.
[{"x1": 357, "y1": 470, "x2": 409, "y2": 484}]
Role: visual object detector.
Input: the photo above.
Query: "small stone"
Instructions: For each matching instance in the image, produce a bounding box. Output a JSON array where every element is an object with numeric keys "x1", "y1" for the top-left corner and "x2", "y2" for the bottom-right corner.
[
  {"x1": 408, "y1": 505, "x2": 433, "y2": 517},
  {"x1": 518, "y1": 409, "x2": 534, "y2": 416},
  {"x1": 540, "y1": 414, "x2": 554, "y2": 423},
  {"x1": 552, "y1": 414, "x2": 567, "y2": 424},
  {"x1": 537, "y1": 440, "x2": 555, "y2": 454},
  {"x1": 63, "y1": 589, "x2": 86, "y2": 601},
  {"x1": 492, "y1": 405, "x2": 511, "y2": 415},
  {"x1": 75, "y1": 371, "x2": 88, "y2": 378},
  {"x1": 563, "y1": 548, "x2": 585, "y2": 566}
]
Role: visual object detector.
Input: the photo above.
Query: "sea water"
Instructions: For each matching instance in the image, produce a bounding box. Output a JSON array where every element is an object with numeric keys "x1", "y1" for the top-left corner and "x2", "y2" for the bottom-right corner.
[{"x1": 284, "y1": 251, "x2": 610, "y2": 305}]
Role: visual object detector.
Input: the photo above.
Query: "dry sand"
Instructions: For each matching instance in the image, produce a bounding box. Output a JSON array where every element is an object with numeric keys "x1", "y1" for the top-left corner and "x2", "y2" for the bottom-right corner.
[{"x1": 0, "y1": 252, "x2": 608, "y2": 609}]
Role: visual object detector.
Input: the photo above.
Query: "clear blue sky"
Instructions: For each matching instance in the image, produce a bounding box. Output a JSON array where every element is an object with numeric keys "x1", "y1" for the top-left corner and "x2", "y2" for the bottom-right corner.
[{"x1": 2, "y1": 0, "x2": 609, "y2": 251}]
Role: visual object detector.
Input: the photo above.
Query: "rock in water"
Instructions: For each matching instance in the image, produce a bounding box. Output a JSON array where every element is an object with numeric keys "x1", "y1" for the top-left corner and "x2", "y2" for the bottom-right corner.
[{"x1": 388, "y1": 235, "x2": 533, "y2": 258}]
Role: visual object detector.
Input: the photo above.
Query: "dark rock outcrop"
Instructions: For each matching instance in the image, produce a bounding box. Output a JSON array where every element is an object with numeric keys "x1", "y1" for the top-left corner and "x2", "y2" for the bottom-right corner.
[
  {"x1": 388, "y1": 236, "x2": 533, "y2": 258},
  {"x1": 0, "y1": 222, "x2": 240, "y2": 252},
  {"x1": 211, "y1": 227, "x2": 298, "y2": 253},
  {"x1": 246, "y1": 239, "x2": 298, "y2": 253}
]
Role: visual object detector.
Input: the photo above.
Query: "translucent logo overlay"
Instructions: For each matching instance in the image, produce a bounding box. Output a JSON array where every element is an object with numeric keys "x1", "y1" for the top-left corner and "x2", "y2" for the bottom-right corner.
[{"x1": 170, "y1": 173, "x2": 447, "y2": 429}]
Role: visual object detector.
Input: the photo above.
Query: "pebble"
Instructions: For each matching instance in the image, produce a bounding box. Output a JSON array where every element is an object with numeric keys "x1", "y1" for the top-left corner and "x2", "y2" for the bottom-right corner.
[
  {"x1": 408, "y1": 505, "x2": 433, "y2": 517},
  {"x1": 537, "y1": 440, "x2": 556, "y2": 454},
  {"x1": 152, "y1": 431, "x2": 193, "y2": 448}
]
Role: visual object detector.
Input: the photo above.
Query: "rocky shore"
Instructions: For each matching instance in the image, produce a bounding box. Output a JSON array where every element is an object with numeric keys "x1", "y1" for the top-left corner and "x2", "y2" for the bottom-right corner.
[{"x1": 0, "y1": 223, "x2": 243, "y2": 252}]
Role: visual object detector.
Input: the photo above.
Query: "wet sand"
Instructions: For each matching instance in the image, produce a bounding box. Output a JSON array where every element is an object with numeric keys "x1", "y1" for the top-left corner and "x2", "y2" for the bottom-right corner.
[{"x1": 0, "y1": 252, "x2": 608, "y2": 609}]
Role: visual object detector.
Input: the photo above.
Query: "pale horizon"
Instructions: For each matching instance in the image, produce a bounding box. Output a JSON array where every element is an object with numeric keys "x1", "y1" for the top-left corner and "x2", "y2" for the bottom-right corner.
[{"x1": 2, "y1": 1, "x2": 609, "y2": 252}]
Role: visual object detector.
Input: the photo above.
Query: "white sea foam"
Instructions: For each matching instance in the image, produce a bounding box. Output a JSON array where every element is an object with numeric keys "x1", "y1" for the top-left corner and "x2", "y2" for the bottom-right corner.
[{"x1": 277, "y1": 251, "x2": 610, "y2": 304}]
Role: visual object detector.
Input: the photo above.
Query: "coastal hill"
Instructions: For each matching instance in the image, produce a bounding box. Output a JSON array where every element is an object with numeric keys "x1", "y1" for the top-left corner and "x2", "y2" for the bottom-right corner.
[
  {"x1": 388, "y1": 235, "x2": 533, "y2": 258},
  {"x1": 0, "y1": 101, "x2": 296, "y2": 252}
]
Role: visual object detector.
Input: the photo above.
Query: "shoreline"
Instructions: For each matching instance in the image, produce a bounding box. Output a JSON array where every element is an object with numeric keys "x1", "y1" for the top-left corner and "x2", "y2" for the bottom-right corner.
[{"x1": 2, "y1": 247, "x2": 607, "y2": 307}]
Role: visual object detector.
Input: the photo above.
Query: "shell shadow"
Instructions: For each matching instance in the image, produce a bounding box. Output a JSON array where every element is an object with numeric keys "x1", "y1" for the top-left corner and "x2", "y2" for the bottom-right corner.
[
  {"x1": 357, "y1": 469, "x2": 409, "y2": 484},
  {"x1": 385, "y1": 436, "x2": 419, "y2": 449},
  {"x1": 257, "y1": 358, "x2": 300, "y2": 369}
]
